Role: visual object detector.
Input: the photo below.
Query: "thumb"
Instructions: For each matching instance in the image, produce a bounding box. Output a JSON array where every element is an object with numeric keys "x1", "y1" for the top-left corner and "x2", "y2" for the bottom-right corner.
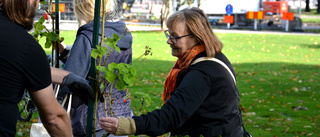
[{"x1": 99, "y1": 116, "x2": 118, "y2": 124}]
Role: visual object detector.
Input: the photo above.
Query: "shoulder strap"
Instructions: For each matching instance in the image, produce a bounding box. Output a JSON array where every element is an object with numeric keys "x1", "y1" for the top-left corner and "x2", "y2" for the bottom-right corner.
[
  {"x1": 54, "y1": 84, "x2": 72, "y2": 116},
  {"x1": 78, "y1": 30, "x2": 94, "y2": 47},
  {"x1": 191, "y1": 57, "x2": 236, "y2": 84}
]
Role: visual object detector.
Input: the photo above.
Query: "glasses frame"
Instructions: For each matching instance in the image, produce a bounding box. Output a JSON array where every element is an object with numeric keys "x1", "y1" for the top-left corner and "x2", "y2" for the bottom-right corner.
[{"x1": 164, "y1": 30, "x2": 191, "y2": 44}]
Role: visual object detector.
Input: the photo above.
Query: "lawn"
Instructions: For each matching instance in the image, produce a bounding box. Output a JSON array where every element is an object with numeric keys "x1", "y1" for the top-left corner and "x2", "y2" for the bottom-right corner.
[{"x1": 17, "y1": 30, "x2": 320, "y2": 137}]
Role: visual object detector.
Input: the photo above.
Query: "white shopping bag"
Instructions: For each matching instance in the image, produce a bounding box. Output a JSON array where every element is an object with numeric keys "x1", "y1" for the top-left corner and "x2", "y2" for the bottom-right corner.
[{"x1": 30, "y1": 123, "x2": 50, "y2": 137}]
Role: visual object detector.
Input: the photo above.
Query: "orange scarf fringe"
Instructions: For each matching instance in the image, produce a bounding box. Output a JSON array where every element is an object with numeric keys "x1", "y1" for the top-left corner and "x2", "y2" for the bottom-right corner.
[{"x1": 162, "y1": 44, "x2": 205, "y2": 103}]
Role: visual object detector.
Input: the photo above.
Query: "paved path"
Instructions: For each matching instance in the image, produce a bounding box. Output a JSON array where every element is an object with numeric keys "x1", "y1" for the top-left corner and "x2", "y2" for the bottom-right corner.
[{"x1": 42, "y1": 21, "x2": 320, "y2": 36}]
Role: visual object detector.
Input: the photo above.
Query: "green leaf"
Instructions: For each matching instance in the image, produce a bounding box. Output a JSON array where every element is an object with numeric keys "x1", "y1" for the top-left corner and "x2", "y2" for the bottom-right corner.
[
  {"x1": 100, "y1": 83, "x2": 105, "y2": 90},
  {"x1": 119, "y1": 74, "x2": 124, "y2": 82},
  {"x1": 129, "y1": 67, "x2": 136, "y2": 77},
  {"x1": 115, "y1": 80, "x2": 126, "y2": 91},
  {"x1": 40, "y1": 0, "x2": 46, "y2": 4},
  {"x1": 123, "y1": 73, "x2": 135, "y2": 86},
  {"x1": 96, "y1": 66, "x2": 108, "y2": 73},
  {"x1": 117, "y1": 63, "x2": 129, "y2": 74},
  {"x1": 113, "y1": 33, "x2": 120, "y2": 41},
  {"x1": 114, "y1": 46, "x2": 121, "y2": 53},
  {"x1": 45, "y1": 39, "x2": 52, "y2": 48},
  {"x1": 35, "y1": 23, "x2": 44, "y2": 32},
  {"x1": 47, "y1": 32, "x2": 59, "y2": 41},
  {"x1": 59, "y1": 37, "x2": 64, "y2": 42},
  {"x1": 104, "y1": 38, "x2": 115, "y2": 48},
  {"x1": 101, "y1": 46, "x2": 108, "y2": 56},
  {"x1": 108, "y1": 62, "x2": 117, "y2": 72},
  {"x1": 105, "y1": 70, "x2": 117, "y2": 83},
  {"x1": 133, "y1": 92, "x2": 144, "y2": 98},
  {"x1": 144, "y1": 94, "x2": 151, "y2": 106},
  {"x1": 38, "y1": 16, "x2": 45, "y2": 24},
  {"x1": 91, "y1": 49, "x2": 99, "y2": 59}
]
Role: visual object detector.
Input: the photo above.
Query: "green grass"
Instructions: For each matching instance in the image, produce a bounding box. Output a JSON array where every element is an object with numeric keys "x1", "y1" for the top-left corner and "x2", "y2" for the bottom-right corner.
[
  {"x1": 17, "y1": 31, "x2": 320, "y2": 137},
  {"x1": 130, "y1": 31, "x2": 320, "y2": 137},
  {"x1": 289, "y1": 9, "x2": 320, "y2": 23},
  {"x1": 301, "y1": 18, "x2": 320, "y2": 24},
  {"x1": 290, "y1": 9, "x2": 320, "y2": 16}
]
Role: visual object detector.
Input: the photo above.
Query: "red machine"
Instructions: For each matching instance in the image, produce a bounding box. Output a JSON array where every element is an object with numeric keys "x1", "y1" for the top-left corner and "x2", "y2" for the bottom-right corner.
[{"x1": 263, "y1": 1, "x2": 289, "y2": 14}]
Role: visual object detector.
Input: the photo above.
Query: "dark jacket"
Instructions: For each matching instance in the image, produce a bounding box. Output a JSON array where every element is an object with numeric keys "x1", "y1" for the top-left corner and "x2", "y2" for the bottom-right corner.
[
  {"x1": 59, "y1": 20, "x2": 133, "y2": 135},
  {"x1": 133, "y1": 52, "x2": 244, "y2": 137}
]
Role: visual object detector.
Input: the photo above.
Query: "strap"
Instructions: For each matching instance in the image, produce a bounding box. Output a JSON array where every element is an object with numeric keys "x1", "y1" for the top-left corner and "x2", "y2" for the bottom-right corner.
[
  {"x1": 191, "y1": 57, "x2": 236, "y2": 84},
  {"x1": 54, "y1": 84, "x2": 72, "y2": 116},
  {"x1": 54, "y1": 84, "x2": 60, "y2": 98}
]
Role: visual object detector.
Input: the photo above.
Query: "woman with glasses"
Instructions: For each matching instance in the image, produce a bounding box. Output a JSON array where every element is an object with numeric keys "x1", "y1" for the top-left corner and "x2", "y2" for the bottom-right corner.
[{"x1": 99, "y1": 7, "x2": 247, "y2": 137}]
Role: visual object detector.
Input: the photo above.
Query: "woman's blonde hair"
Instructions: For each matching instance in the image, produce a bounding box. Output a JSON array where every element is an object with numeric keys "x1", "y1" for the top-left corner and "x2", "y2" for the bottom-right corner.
[
  {"x1": 74, "y1": 0, "x2": 116, "y2": 26},
  {"x1": 1, "y1": 0, "x2": 37, "y2": 30},
  {"x1": 166, "y1": 7, "x2": 223, "y2": 57}
]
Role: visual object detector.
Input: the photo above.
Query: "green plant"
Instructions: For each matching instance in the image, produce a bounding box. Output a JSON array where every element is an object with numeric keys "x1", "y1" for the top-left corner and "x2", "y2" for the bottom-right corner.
[
  {"x1": 91, "y1": 1, "x2": 153, "y2": 136},
  {"x1": 32, "y1": 0, "x2": 63, "y2": 49}
]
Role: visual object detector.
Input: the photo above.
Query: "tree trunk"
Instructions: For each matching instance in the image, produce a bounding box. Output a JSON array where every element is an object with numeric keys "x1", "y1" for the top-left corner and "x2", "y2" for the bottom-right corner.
[
  {"x1": 176, "y1": 0, "x2": 183, "y2": 11},
  {"x1": 305, "y1": 0, "x2": 310, "y2": 12},
  {"x1": 317, "y1": 0, "x2": 320, "y2": 14},
  {"x1": 160, "y1": 0, "x2": 171, "y2": 30}
]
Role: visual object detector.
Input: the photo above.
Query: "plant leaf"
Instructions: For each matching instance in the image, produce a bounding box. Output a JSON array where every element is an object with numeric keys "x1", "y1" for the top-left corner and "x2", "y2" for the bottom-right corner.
[
  {"x1": 108, "y1": 62, "x2": 117, "y2": 72},
  {"x1": 113, "y1": 33, "x2": 120, "y2": 41},
  {"x1": 123, "y1": 73, "x2": 135, "y2": 86},
  {"x1": 129, "y1": 67, "x2": 136, "y2": 77},
  {"x1": 117, "y1": 63, "x2": 129, "y2": 74},
  {"x1": 38, "y1": 16, "x2": 45, "y2": 24},
  {"x1": 96, "y1": 66, "x2": 108, "y2": 74},
  {"x1": 101, "y1": 46, "x2": 108, "y2": 56},
  {"x1": 45, "y1": 38, "x2": 52, "y2": 48},
  {"x1": 91, "y1": 49, "x2": 99, "y2": 59},
  {"x1": 99, "y1": 83, "x2": 105, "y2": 90},
  {"x1": 115, "y1": 80, "x2": 126, "y2": 91},
  {"x1": 105, "y1": 70, "x2": 117, "y2": 83},
  {"x1": 144, "y1": 94, "x2": 151, "y2": 106},
  {"x1": 35, "y1": 23, "x2": 44, "y2": 32}
]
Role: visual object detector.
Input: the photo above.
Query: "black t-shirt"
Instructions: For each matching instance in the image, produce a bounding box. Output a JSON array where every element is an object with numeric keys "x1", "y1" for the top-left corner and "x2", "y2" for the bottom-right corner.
[{"x1": 0, "y1": 11, "x2": 52, "y2": 136}]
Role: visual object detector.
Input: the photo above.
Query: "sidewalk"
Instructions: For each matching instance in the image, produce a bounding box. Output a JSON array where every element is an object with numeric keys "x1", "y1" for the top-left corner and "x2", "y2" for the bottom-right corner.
[{"x1": 43, "y1": 21, "x2": 320, "y2": 36}]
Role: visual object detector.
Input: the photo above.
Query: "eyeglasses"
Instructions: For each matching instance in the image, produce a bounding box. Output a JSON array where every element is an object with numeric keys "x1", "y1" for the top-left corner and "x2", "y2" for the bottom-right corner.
[{"x1": 164, "y1": 30, "x2": 191, "y2": 44}]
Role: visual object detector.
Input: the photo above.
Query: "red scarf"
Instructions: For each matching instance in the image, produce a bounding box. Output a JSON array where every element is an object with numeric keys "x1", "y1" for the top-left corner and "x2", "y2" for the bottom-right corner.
[{"x1": 162, "y1": 44, "x2": 205, "y2": 103}]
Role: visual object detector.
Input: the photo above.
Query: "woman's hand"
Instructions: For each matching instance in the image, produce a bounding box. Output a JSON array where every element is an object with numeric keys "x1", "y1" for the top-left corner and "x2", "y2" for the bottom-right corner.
[{"x1": 99, "y1": 116, "x2": 119, "y2": 134}]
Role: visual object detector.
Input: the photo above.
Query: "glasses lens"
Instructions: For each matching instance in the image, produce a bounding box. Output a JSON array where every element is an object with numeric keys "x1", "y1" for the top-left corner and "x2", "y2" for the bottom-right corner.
[
  {"x1": 164, "y1": 31, "x2": 170, "y2": 39},
  {"x1": 164, "y1": 31, "x2": 176, "y2": 44}
]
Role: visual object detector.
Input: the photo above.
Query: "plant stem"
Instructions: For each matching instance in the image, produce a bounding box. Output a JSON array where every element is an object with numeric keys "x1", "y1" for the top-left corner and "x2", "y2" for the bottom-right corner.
[
  {"x1": 133, "y1": 54, "x2": 146, "y2": 62},
  {"x1": 108, "y1": 83, "x2": 114, "y2": 117},
  {"x1": 99, "y1": 0, "x2": 106, "y2": 66},
  {"x1": 104, "y1": 92, "x2": 108, "y2": 116},
  {"x1": 93, "y1": 1, "x2": 107, "y2": 136},
  {"x1": 102, "y1": 50, "x2": 112, "y2": 66},
  {"x1": 138, "y1": 98, "x2": 145, "y2": 115}
]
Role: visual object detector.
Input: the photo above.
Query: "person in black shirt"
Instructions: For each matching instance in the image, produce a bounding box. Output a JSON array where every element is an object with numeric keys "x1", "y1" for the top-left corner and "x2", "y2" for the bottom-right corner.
[{"x1": 0, "y1": 0, "x2": 96, "y2": 136}]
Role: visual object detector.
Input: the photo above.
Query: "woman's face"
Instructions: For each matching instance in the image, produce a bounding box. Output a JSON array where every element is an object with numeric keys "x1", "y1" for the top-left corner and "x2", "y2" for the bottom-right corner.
[{"x1": 166, "y1": 22, "x2": 197, "y2": 58}]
